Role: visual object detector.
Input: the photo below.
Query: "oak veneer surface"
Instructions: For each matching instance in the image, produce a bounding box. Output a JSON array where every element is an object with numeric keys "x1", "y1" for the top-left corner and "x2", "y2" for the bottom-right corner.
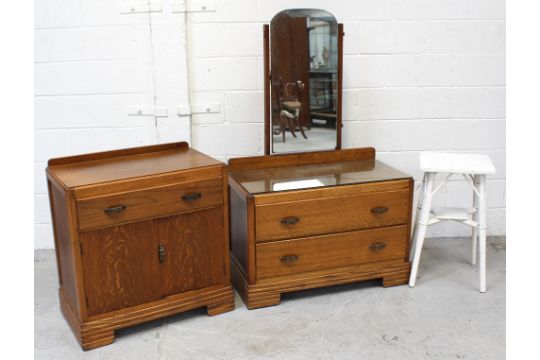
[
  {"x1": 47, "y1": 142, "x2": 233, "y2": 350},
  {"x1": 48, "y1": 142, "x2": 221, "y2": 189},
  {"x1": 255, "y1": 188, "x2": 410, "y2": 242},
  {"x1": 158, "y1": 208, "x2": 227, "y2": 296},
  {"x1": 256, "y1": 225, "x2": 408, "y2": 278},
  {"x1": 228, "y1": 148, "x2": 414, "y2": 309},
  {"x1": 80, "y1": 220, "x2": 160, "y2": 316}
]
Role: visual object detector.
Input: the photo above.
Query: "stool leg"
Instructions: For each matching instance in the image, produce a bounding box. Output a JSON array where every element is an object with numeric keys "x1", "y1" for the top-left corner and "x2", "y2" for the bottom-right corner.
[
  {"x1": 410, "y1": 173, "x2": 427, "y2": 261},
  {"x1": 471, "y1": 175, "x2": 479, "y2": 265},
  {"x1": 477, "y1": 175, "x2": 487, "y2": 293},
  {"x1": 409, "y1": 172, "x2": 435, "y2": 288}
]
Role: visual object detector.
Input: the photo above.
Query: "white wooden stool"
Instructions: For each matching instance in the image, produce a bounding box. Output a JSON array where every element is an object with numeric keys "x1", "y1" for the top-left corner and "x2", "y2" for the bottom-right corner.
[{"x1": 409, "y1": 152, "x2": 496, "y2": 292}]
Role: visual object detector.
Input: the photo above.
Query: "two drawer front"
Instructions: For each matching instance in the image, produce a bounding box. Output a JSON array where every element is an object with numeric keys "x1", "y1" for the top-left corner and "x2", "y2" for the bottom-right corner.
[
  {"x1": 255, "y1": 188, "x2": 410, "y2": 242},
  {"x1": 256, "y1": 225, "x2": 407, "y2": 279},
  {"x1": 77, "y1": 178, "x2": 223, "y2": 231}
]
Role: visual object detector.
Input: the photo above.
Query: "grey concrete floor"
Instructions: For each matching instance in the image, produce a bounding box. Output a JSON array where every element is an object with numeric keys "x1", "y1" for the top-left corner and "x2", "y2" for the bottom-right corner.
[{"x1": 35, "y1": 237, "x2": 505, "y2": 360}]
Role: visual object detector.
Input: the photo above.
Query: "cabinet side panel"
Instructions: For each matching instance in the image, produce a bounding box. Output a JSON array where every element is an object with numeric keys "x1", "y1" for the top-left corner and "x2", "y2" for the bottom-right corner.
[
  {"x1": 230, "y1": 185, "x2": 248, "y2": 272},
  {"x1": 48, "y1": 180, "x2": 79, "y2": 315},
  {"x1": 159, "y1": 207, "x2": 227, "y2": 296}
]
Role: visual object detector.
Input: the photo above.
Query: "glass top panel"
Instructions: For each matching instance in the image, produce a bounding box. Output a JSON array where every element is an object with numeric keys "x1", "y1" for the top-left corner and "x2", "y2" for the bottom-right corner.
[{"x1": 230, "y1": 160, "x2": 410, "y2": 194}]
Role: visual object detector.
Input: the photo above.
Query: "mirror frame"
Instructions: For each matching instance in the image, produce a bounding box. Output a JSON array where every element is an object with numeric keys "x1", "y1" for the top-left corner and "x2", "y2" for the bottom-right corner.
[{"x1": 263, "y1": 12, "x2": 344, "y2": 155}]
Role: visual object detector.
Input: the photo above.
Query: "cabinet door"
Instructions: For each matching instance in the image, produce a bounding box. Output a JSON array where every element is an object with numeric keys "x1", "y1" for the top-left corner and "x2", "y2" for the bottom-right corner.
[
  {"x1": 80, "y1": 220, "x2": 160, "y2": 316},
  {"x1": 157, "y1": 207, "x2": 227, "y2": 297}
]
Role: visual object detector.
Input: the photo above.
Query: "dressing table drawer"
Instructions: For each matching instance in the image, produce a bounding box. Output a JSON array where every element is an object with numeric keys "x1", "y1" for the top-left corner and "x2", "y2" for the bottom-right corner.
[
  {"x1": 77, "y1": 177, "x2": 223, "y2": 231},
  {"x1": 256, "y1": 225, "x2": 407, "y2": 279},
  {"x1": 255, "y1": 187, "x2": 410, "y2": 242}
]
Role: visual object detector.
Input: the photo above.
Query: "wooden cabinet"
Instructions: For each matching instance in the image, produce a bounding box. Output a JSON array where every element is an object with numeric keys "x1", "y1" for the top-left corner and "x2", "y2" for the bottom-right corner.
[
  {"x1": 228, "y1": 147, "x2": 414, "y2": 309},
  {"x1": 47, "y1": 142, "x2": 234, "y2": 350}
]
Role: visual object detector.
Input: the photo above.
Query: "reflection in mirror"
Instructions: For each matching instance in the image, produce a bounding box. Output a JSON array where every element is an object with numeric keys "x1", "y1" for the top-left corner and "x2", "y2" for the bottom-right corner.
[{"x1": 270, "y1": 9, "x2": 339, "y2": 153}]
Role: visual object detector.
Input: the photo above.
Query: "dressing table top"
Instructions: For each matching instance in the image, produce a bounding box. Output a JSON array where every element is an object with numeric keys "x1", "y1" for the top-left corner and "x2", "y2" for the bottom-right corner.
[{"x1": 228, "y1": 148, "x2": 410, "y2": 195}]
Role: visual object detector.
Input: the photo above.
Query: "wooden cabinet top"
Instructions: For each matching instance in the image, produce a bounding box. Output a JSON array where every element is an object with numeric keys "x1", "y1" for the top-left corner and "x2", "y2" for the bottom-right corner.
[
  {"x1": 47, "y1": 142, "x2": 223, "y2": 189},
  {"x1": 228, "y1": 147, "x2": 410, "y2": 195}
]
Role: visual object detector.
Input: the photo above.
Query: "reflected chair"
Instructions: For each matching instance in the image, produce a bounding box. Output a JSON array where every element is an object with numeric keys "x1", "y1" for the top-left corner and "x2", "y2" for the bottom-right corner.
[{"x1": 276, "y1": 80, "x2": 308, "y2": 143}]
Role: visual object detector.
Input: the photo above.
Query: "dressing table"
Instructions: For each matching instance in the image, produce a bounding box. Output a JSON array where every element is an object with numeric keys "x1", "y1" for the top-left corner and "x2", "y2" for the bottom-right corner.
[{"x1": 229, "y1": 9, "x2": 414, "y2": 309}]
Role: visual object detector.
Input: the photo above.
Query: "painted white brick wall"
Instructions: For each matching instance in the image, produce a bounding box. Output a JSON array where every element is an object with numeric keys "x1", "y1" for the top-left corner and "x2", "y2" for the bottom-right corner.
[
  {"x1": 35, "y1": 0, "x2": 506, "y2": 249},
  {"x1": 34, "y1": 0, "x2": 190, "y2": 248}
]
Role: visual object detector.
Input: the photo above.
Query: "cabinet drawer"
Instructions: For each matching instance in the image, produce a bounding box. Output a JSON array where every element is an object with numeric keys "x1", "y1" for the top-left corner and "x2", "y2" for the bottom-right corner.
[
  {"x1": 77, "y1": 178, "x2": 223, "y2": 231},
  {"x1": 256, "y1": 225, "x2": 407, "y2": 279},
  {"x1": 255, "y1": 187, "x2": 410, "y2": 242}
]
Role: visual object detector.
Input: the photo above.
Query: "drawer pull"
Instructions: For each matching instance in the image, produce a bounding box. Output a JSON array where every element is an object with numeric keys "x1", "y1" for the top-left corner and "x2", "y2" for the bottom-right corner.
[
  {"x1": 369, "y1": 242, "x2": 386, "y2": 251},
  {"x1": 104, "y1": 205, "x2": 126, "y2": 215},
  {"x1": 371, "y1": 206, "x2": 388, "y2": 215},
  {"x1": 158, "y1": 243, "x2": 166, "y2": 263},
  {"x1": 281, "y1": 216, "x2": 300, "y2": 225},
  {"x1": 182, "y1": 192, "x2": 202, "y2": 201},
  {"x1": 280, "y1": 255, "x2": 299, "y2": 264}
]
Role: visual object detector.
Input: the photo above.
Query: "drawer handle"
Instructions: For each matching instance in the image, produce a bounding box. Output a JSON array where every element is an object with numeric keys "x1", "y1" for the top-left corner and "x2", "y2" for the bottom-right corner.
[
  {"x1": 158, "y1": 243, "x2": 166, "y2": 263},
  {"x1": 182, "y1": 192, "x2": 202, "y2": 201},
  {"x1": 371, "y1": 206, "x2": 388, "y2": 215},
  {"x1": 104, "y1": 205, "x2": 127, "y2": 215},
  {"x1": 369, "y1": 242, "x2": 386, "y2": 251},
  {"x1": 280, "y1": 255, "x2": 298, "y2": 264},
  {"x1": 281, "y1": 216, "x2": 300, "y2": 225}
]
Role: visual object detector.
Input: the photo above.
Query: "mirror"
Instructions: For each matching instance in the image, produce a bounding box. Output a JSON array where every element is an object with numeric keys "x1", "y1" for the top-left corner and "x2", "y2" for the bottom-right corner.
[{"x1": 264, "y1": 9, "x2": 342, "y2": 154}]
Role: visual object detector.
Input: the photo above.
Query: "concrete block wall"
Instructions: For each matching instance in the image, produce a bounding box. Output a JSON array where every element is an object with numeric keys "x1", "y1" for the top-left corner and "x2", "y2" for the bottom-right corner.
[
  {"x1": 35, "y1": 0, "x2": 505, "y2": 248},
  {"x1": 34, "y1": 0, "x2": 191, "y2": 248}
]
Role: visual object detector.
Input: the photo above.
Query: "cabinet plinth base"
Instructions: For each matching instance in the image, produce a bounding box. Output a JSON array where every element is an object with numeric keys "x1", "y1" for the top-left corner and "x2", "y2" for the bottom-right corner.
[
  {"x1": 59, "y1": 284, "x2": 235, "y2": 350},
  {"x1": 231, "y1": 254, "x2": 411, "y2": 310}
]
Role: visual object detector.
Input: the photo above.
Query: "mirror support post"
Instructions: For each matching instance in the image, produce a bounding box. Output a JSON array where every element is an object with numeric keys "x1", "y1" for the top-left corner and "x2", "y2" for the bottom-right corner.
[
  {"x1": 336, "y1": 23, "x2": 344, "y2": 150},
  {"x1": 263, "y1": 24, "x2": 271, "y2": 155}
]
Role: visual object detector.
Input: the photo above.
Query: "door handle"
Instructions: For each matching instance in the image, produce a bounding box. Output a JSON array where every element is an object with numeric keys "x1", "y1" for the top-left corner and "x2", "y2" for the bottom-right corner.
[
  {"x1": 280, "y1": 255, "x2": 299, "y2": 264},
  {"x1": 281, "y1": 216, "x2": 300, "y2": 225},
  {"x1": 158, "y1": 243, "x2": 166, "y2": 263},
  {"x1": 371, "y1": 206, "x2": 388, "y2": 215},
  {"x1": 104, "y1": 205, "x2": 126, "y2": 215},
  {"x1": 369, "y1": 242, "x2": 386, "y2": 251},
  {"x1": 182, "y1": 192, "x2": 202, "y2": 201}
]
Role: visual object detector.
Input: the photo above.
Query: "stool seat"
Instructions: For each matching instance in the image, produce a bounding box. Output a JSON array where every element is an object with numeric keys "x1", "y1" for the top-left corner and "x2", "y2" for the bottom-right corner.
[
  {"x1": 420, "y1": 152, "x2": 496, "y2": 175},
  {"x1": 409, "y1": 152, "x2": 496, "y2": 293}
]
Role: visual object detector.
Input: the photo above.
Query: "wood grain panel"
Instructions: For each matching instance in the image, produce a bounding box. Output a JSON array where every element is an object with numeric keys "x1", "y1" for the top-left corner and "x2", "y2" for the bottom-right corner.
[
  {"x1": 77, "y1": 178, "x2": 222, "y2": 231},
  {"x1": 228, "y1": 147, "x2": 375, "y2": 171},
  {"x1": 49, "y1": 181, "x2": 79, "y2": 314},
  {"x1": 80, "y1": 220, "x2": 160, "y2": 316},
  {"x1": 256, "y1": 188, "x2": 410, "y2": 242},
  {"x1": 48, "y1": 142, "x2": 222, "y2": 188},
  {"x1": 256, "y1": 225, "x2": 407, "y2": 278},
  {"x1": 157, "y1": 208, "x2": 227, "y2": 296}
]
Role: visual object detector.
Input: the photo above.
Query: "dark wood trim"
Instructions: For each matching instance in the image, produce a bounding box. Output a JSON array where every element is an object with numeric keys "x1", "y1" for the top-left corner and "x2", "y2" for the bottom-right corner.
[
  {"x1": 246, "y1": 196, "x2": 257, "y2": 284},
  {"x1": 48, "y1": 142, "x2": 189, "y2": 166},
  {"x1": 222, "y1": 166, "x2": 232, "y2": 279},
  {"x1": 263, "y1": 24, "x2": 271, "y2": 155},
  {"x1": 336, "y1": 23, "x2": 344, "y2": 150},
  {"x1": 228, "y1": 147, "x2": 375, "y2": 171}
]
